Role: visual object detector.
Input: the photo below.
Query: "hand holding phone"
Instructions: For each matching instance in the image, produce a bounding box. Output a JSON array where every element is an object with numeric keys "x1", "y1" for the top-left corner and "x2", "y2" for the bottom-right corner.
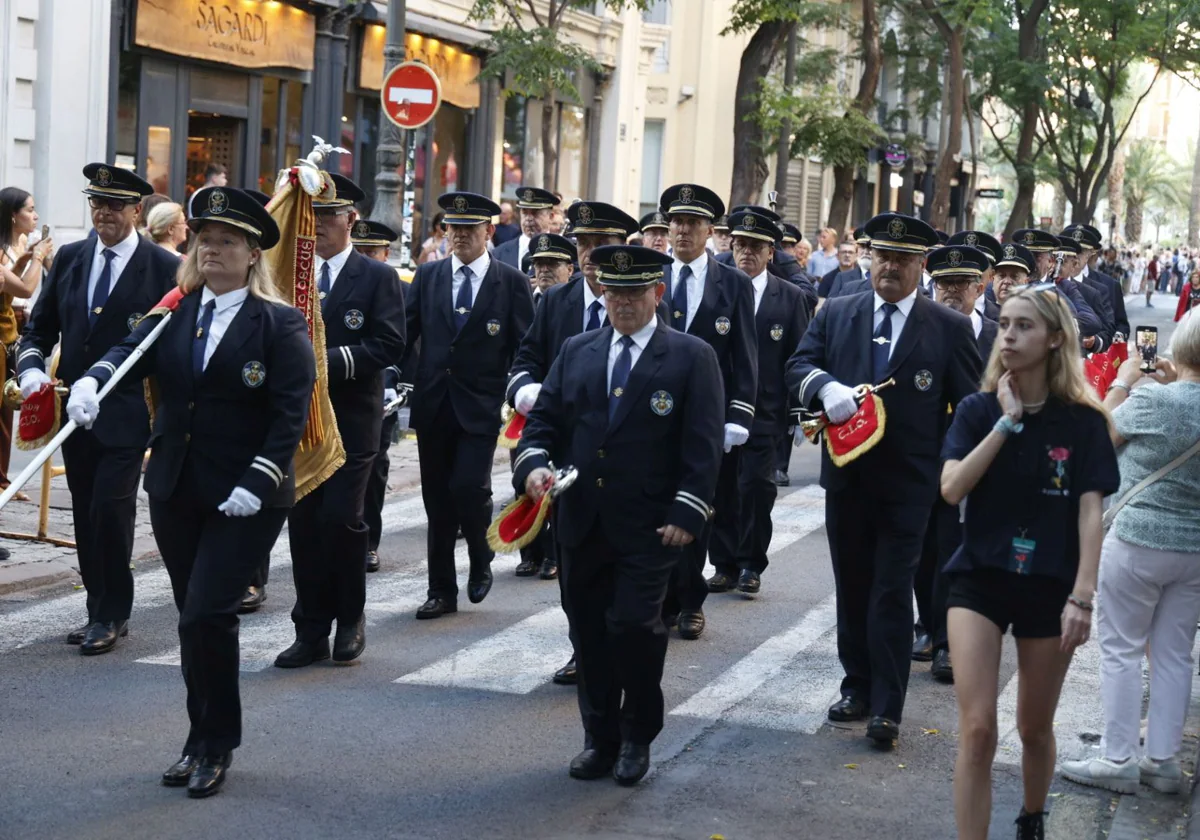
[{"x1": 1135, "y1": 326, "x2": 1158, "y2": 373}]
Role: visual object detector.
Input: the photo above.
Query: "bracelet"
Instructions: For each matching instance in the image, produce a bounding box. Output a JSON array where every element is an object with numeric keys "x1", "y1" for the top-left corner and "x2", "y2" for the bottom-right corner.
[
  {"x1": 1109, "y1": 381, "x2": 1131, "y2": 395},
  {"x1": 1067, "y1": 594, "x2": 1093, "y2": 611},
  {"x1": 993, "y1": 414, "x2": 1024, "y2": 436}
]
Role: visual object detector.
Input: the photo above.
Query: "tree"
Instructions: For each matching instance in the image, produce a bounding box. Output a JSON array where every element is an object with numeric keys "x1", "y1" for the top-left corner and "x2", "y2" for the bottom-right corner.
[
  {"x1": 828, "y1": 0, "x2": 881, "y2": 233},
  {"x1": 1122, "y1": 139, "x2": 1186, "y2": 243},
  {"x1": 469, "y1": 0, "x2": 647, "y2": 191},
  {"x1": 1190, "y1": 130, "x2": 1200, "y2": 247}
]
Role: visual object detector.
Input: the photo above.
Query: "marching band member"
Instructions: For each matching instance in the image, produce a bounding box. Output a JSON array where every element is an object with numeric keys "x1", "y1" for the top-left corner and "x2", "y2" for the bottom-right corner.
[
  {"x1": 992, "y1": 242, "x2": 1036, "y2": 305},
  {"x1": 275, "y1": 174, "x2": 407, "y2": 668},
  {"x1": 639, "y1": 211, "x2": 671, "y2": 255},
  {"x1": 658, "y1": 183, "x2": 757, "y2": 640},
  {"x1": 17, "y1": 163, "x2": 178, "y2": 654},
  {"x1": 786, "y1": 212, "x2": 981, "y2": 747},
  {"x1": 493, "y1": 187, "x2": 559, "y2": 273},
  {"x1": 707, "y1": 206, "x2": 808, "y2": 597},
  {"x1": 66, "y1": 186, "x2": 316, "y2": 797},
  {"x1": 1011, "y1": 229, "x2": 1105, "y2": 349},
  {"x1": 402, "y1": 192, "x2": 534, "y2": 619},
  {"x1": 1068, "y1": 223, "x2": 1130, "y2": 339},
  {"x1": 514, "y1": 244, "x2": 724, "y2": 786},
  {"x1": 947, "y1": 230, "x2": 1002, "y2": 322}
]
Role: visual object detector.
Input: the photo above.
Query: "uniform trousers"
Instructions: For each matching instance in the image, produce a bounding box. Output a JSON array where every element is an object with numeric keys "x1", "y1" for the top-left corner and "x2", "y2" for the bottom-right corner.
[
  {"x1": 150, "y1": 481, "x2": 288, "y2": 757},
  {"x1": 561, "y1": 525, "x2": 678, "y2": 748},
  {"x1": 665, "y1": 449, "x2": 737, "y2": 614},
  {"x1": 417, "y1": 396, "x2": 496, "y2": 601},
  {"x1": 913, "y1": 499, "x2": 962, "y2": 652},
  {"x1": 289, "y1": 450, "x2": 374, "y2": 641},
  {"x1": 710, "y1": 433, "x2": 778, "y2": 576},
  {"x1": 774, "y1": 431, "x2": 792, "y2": 475},
  {"x1": 826, "y1": 484, "x2": 929, "y2": 722},
  {"x1": 365, "y1": 412, "x2": 400, "y2": 553},
  {"x1": 60, "y1": 431, "x2": 142, "y2": 624}
]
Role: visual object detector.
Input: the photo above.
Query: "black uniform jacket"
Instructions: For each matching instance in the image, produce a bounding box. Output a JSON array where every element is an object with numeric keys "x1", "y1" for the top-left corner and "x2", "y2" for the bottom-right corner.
[
  {"x1": 716, "y1": 249, "x2": 816, "y2": 315},
  {"x1": 83, "y1": 292, "x2": 316, "y2": 509},
  {"x1": 977, "y1": 315, "x2": 999, "y2": 363},
  {"x1": 656, "y1": 255, "x2": 758, "y2": 430},
  {"x1": 321, "y1": 249, "x2": 407, "y2": 454},
  {"x1": 506, "y1": 274, "x2": 592, "y2": 405},
  {"x1": 17, "y1": 235, "x2": 178, "y2": 448},
  {"x1": 512, "y1": 322, "x2": 725, "y2": 553},
  {"x1": 751, "y1": 273, "x2": 809, "y2": 435},
  {"x1": 1084, "y1": 267, "x2": 1130, "y2": 338},
  {"x1": 403, "y1": 255, "x2": 535, "y2": 435},
  {"x1": 786, "y1": 290, "x2": 982, "y2": 503},
  {"x1": 492, "y1": 236, "x2": 522, "y2": 271}
]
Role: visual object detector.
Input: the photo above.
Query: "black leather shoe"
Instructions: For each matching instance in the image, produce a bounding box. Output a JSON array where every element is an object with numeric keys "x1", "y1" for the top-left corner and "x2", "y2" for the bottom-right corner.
[
  {"x1": 332, "y1": 617, "x2": 365, "y2": 663},
  {"x1": 912, "y1": 632, "x2": 933, "y2": 662},
  {"x1": 568, "y1": 748, "x2": 617, "y2": 780},
  {"x1": 415, "y1": 597, "x2": 457, "y2": 620},
  {"x1": 539, "y1": 559, "x2": 558, "y2": 580},
  {"x1": 552, "y1": 656, "x2": 578, "y2": 685},
  {"x1": 931, "y1": 648, "x2": 954, "y2": 683},
  {"x1": 866, "y1": 716, "x2": 899, "y2": 746},
  {"x1": 80, "y1": 620, "x2": 127, "y2": 655},
  {"x1": 467, "y1": 569, "x2": 493, "y2": 604},
  {"x1": 514, "y1": 558, "x2": 538, "y2": 577},
  {"x1": 678, "y1": 610, "x2": 705, "y2": 640},
  {"x1": 238, "y1": 586, "x2": 266, "y2": 614},
  {"x1": 706, "y1": 572, "x2": 736, "y2": 593},
  {"x1": 613, "y1": 743, "x2": 650, "y2": 786},
  {"x1": 273, "y1": 637, "x2": 330, "y2": 668},
  {"x1": 161, "y1": 754, "x2": 197, "y2": 787},
  {"x1": 827, "y1": 695, "x2": 868, "y2": 722},
  {"x1": 737, "y1": 569, "x2": 761, "y2": 595},
  {"x1": 365, "y1": 551, "x2": 380, "y2": 573},
  {"x1": 772, "y1": 469, "x2": 790, "y2": 487},
  {"x1": 186, "y1": 754, "x2": 231, "y2": 798},
  {"x1": 66, "y1": 623, "x2": 91, "y2": 645}
]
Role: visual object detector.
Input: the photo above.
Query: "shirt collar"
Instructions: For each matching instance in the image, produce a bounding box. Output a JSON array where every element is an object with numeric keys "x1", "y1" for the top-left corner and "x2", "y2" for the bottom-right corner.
[
  {"x1": 201, "y1": 285, "x2": 250, "y2": 314},
  {"x1": 874, "y1": 287, "x2": 918, "y2": 317},
  {"x1": 452, "y1": 249, "x2": 491, "y2": 280},
  {"x1": 317, "y1": 243, "x2": 354, "y2": 275},
  {"x1": 583, "y1": 281, "x2": 605, "y2": 309},
  {"x1": 751, "y1": 270, "x2": 769, "y2": 291},
  {"x1": 974, "y1": 295, "x2": 985, "y2": 314},
  {"x1": 611, "y1": 316, "x2": 658, "y2": 351},
  {"x1": 672, "y1": 252, "x2": 708, "y2": 277},
  {"x1": 970, "y1": 309, "x2": 982, "y2": 338},
  {"x1": 97, "y1": 227, "x2": 140, "y2": 261},
  {"x1": 1081, "y1": 263, "x2": 1090, "y2": 277}
]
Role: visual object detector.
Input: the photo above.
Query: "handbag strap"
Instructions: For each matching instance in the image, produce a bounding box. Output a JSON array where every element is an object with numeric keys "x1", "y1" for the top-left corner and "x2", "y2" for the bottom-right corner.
[{"x1": 1104, "y1": 436, "x2": 1200, "y2": 529}]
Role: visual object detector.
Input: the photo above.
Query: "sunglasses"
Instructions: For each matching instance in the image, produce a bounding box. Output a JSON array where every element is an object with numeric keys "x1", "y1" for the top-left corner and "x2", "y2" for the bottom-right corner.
[{"x1": 88, "y1": 196, "x2": 139, "y2": 212}]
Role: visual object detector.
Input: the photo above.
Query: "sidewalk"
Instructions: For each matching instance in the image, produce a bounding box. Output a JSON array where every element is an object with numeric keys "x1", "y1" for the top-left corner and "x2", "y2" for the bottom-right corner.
[{"x1": 0, "y1": 434, "x2": 434, "y2": 597}]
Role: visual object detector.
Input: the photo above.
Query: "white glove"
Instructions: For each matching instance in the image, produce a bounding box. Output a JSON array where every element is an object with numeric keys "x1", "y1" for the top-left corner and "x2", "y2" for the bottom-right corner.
[
  {"x1": 383, "y1": 387, "x2": 399, "y2": 417},
  {"x1": 19, "y1": 369, "x2": 52, "y2": 400},
  {"x1": 218, "y1": 487, "x2": 262, "y2": 517},
  {"x1": 66, "y1": 377, "x2": 101, "y2": 429},
  {"x1": 817, "y1": 380, "x2": 859, "y2": 425},
  {"x1": 723, "y1": 423, "x2": 750, "y2": 453},
  {"x1": 514, "y1": 383, "x2": 542, "y2": 416},
  {"x1": 793, "y1": 427, "x2": 806, "y2": 447}
]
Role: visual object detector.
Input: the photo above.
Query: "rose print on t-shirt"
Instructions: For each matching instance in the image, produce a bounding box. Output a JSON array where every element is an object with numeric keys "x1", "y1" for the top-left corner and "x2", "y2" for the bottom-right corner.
[{"x1": 1043, "y1": 446, "x2": 1071, "y2": 496}]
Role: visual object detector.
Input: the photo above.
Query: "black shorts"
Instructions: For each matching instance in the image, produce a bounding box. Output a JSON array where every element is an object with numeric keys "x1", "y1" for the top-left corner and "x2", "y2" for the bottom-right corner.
[{"x1": 946, "y1": 568, "x2": 1072, "y2": 638}]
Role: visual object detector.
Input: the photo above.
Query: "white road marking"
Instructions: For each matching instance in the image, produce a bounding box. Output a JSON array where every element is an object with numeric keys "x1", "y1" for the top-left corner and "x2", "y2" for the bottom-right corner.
[{"x1": 720, "y1": 630, "x2": 844, "y2": 734}]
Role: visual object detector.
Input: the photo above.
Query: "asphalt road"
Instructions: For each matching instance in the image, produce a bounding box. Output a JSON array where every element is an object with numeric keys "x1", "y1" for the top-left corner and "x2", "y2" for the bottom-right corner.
[{"x1": 0, "y1": 293, "x2": 1188, "y2": 840}]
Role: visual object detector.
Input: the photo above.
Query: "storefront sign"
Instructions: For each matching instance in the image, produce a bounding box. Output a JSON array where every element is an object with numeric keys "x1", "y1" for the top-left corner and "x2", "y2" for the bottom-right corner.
[
  {"x1": 884, "y1": 144, "x2": 908, "y2": 168},
  {"x1": 361, "y1": 27, "x2": 480, "y2": 110},
  {"x1": 976, "y1": 188, "x2": 1005, "y2": 199},
  {"x1": 134, "y1": 0, "x2": 316, "y2": 71}
]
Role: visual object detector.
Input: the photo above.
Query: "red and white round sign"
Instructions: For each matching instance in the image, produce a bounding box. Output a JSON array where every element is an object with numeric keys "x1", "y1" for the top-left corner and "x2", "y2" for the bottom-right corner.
[{"x1": 381, "y1": 61, "x2": 443, "y2": 129}]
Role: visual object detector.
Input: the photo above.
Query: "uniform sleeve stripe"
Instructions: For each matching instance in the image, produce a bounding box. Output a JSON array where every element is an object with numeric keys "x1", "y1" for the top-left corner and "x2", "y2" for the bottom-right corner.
[
  {"x1": 513, "y1": 447, "x2": 547, "y2": 470},
  {"x1": 250, "y1": 462, "x2": 282, "y2": 487},
  {"x1": 675, "y1": 490, "x2": 710, "y2": 511},
  {"x1": 799, "y1": 369, "x2": 825, "y2": 403},
  {"x1": 18, "y1": 348, "x2": 44, "y2": 360},
  {"x1": 675, "y1": 495, "x2": 710, "y2": 518},
  {"x1": 95, "y1": 361, "x2": 117, "y2": 376},
  {"x1": 339, "y1": 346, "x2": 355, "y2": 380},
  {"x1": 253, "y1": 456, "x2": 284, "y2": 483},
  {"x1": 729, "y1": 401, "x2": 756, "y2": 415},
  {"x1": 508, "y1": 371, "x2": 531, "y2": 386}
]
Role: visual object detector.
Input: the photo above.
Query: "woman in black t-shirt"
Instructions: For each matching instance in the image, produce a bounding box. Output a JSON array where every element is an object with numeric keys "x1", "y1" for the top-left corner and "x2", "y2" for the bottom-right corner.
[{"x1": 939, "y1": 285, "x2": 1119, "y2": 840}]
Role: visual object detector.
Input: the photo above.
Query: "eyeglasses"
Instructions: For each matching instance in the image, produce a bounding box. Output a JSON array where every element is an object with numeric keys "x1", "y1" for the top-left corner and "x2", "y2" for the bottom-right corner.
[
  {"x1": 602, "y1": 287, "x2": 654, "y2": 300},
  {"x1": 88, "y1": 197, "x2": 138, "y2": 212},
  {"x1": 933, "y1": 276, "x2": 979, "y2": 290}
]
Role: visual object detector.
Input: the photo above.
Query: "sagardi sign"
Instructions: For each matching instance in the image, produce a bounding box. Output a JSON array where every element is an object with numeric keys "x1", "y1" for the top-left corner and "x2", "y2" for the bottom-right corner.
[{"x1": 134, "y1": 0, "x2": 316, "y2": 71}]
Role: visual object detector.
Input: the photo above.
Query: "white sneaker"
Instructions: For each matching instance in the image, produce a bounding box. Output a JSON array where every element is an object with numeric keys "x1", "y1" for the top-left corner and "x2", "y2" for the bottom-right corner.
[
  {"x1": 1060, "y1": 756, "x2": 1139, "y2": 794},
  {"x1": 1139, "y1": 756, "x2": 1183, "y2": 794}
]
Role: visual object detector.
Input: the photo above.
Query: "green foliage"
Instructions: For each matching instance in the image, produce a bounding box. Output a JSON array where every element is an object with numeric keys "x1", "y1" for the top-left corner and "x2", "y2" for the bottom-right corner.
[
  {"x1": 754, "y1": 78, "x2": 887, "y2": 168},
  {"x1": 1124, "y1": 139, "x2": 1187, "y2": 211},
  {"x1": 723, "y1": 0, "x2": 847, "y2": 35}
]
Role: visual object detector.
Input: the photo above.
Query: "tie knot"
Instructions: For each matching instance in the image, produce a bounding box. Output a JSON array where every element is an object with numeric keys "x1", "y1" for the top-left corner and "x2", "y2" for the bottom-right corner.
[
  {"x1": 618, "y1": 335, "x2": 633, "y2": 350},
  {"x1": 589, "y1": 299, "x2": 602, "y2": 313},
  {"x1": 102, "y1": 248, "x2": 116, "y2": 262},
  {"x1": 679, "y1": 265, "x2": 693, "y2": 280},
  {"x1": 881, "y1": 302, "x2": 898, "y2": 316},
  {"x1": 460, "y1": 266, "x2": 474, "y2": 281}
]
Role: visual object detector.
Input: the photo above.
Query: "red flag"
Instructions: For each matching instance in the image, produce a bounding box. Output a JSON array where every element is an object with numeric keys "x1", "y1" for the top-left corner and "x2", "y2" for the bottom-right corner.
[
  {"x1": 826, "y1": 393, "x2": 887, "y2": 467},
  {"x1": 1083, "y1": 356, "x2": 1108, "y2": 399},
  {"x1": 16, "y1": 382, "x2": 60, "y2": 450}
]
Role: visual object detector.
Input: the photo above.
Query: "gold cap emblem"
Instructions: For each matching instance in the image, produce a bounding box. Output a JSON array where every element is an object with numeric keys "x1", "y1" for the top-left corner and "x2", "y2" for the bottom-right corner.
[
  {"x1": 1004, "y1": 244, "x2": 1016, "y2": 259},
  {"x1": 742, "y1": 215, "x2": 756, "y2": 230},
  {"x1": 965, "y1": 233, "x2": 978, "y2": 246},
  {"x1": 522, "y1": 188, "x2": 535, "y2": 202},
  {"x1": 678, "y1": 186, "x2": 695, "y2": 205},
  {"x1": 612, "y1": 250, "x2": 633, "y2": 273},
  {"x1": 577, "y1": 205, "x2": 594, "y2": 225},
  {"x1": 208, "y1": 189, "x2": 228, "y2": 215},
  {"x1": 888, "y1": 218, "x2": 906, "y2": 240},
  {"x1": 453, "y1": 196, "x2": 468, "y2": 213},
  {"x1": 96, "y1": 167, "x2": 112, "y2": 187},
  {"x1": 538, "y1": 234, "x2": 549, "y2": 250},
  {"x1": 947, "y1": 249, "x2": 963, "y2": 267},
  {"x1": 353, "y1": 220, "x2": 370, "y2": 238}
]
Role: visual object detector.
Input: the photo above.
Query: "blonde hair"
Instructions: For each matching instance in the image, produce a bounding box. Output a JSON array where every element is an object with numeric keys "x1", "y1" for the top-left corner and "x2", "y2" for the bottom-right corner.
[
  {"x1": 1170, "y1": 308, "x2": 1200, "y2": 369},
  {"x1": 177, "y1": 224, "x2": 288, "y2": 305},
  {"x1": 146, "y1": 202, "x2": 184, "y2": 242},
  {"x1": 981, "y1": 285, "x2": 1107, "y2": 416}
]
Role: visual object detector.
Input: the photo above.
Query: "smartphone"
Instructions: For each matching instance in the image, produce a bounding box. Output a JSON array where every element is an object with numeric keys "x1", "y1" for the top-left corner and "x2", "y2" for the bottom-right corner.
[
  {"x1": 41, "y1": 224, "x2": 49, "y2": 241},
  {"x1": 1136, "y1": 325, "x2": 1158, "y2": 373}
]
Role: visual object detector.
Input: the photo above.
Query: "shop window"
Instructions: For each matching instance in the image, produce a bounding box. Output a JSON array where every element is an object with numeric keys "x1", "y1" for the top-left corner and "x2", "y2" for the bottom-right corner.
[
  {"x1": 642, "y1": 0, "x2": 671, "y2": 24},
  {"x1": 433, "y1": 104, "x2": 466, "y2": 195},
  {"x1": 502, "y1": 96, "x2": 527, "y2": 196},
  {"x1": 524, "y1": 101, "x2": 545, "y2": 190},
  {"x1": 145, "y1": 126, "x2": 172, "y2": 196},
  {"x1": 640, "y1": 119, "x2": 665, "y2": 218},
  {"x1": 357, "y1": 98, "x2": 380, "y2": 216},
  {"x1": 338, "y1": 91, "x2": 356, "y2": 178},
  {"x1": 285, "y1": 81, "x2": 304, "y2": 168},
  {"x1": 557, "y1": 104, "x2": 587, "y2": 203},
  {"x1": 115, "y1": 52, "x2": 140, "y2": 167},
  {"x1": 260, "y1": 78, "x2": 281, "y2": 193}
]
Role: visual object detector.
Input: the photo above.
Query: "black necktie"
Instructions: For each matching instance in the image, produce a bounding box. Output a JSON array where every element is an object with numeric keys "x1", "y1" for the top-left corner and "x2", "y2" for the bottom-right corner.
[
  {"x1": 90, "y1": 249, "x2": 116, "y2": 327},
  {"x1": 193, "y1": 300, "x2": 216, "y2": 377},
  {"x1": 873, "y1": 302, "x2": 897, "y2": 381},
  {"x1": 455, "y1": 266, "x2": 474, "y2": 332},
  {"x1": 608, "y1": 335, "x2": 633, "y2": 423},
  {"x1": 672, "y1": 266, "x2": 691, "y2": 329},
  {"x1": 318, "y1": 262, "x2": 332, "y2": 311},
  {"x1": 586, "y1": 300, "x2": 603, "y2": 331}
]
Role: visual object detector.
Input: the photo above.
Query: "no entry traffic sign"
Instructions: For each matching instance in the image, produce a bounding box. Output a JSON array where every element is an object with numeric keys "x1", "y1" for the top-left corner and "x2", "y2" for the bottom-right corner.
[{"x1": 381, "y1": 61, "x2": 442, "y2": 129}]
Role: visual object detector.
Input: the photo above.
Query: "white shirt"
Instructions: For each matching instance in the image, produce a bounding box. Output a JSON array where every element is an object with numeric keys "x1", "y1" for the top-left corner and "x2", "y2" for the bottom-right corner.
[
  {"x1": 607, "y1": 317, "x2": 657, "y2": 393},
  {"x1": 669, "y1": 253, "x2": 707, "y2": 331},
  {"x1": 196, "y1": 286, "x2": 249, "y2": 370},
  {"x1": 87, "y1": 227, "x2": 140, "y2": 307},
  {"x1": 751, "y1": 270, "x2": 769, "y2": 314},
  {"x1": 451, "y1": 250, "x2": 491, "y2": 307},
  {"x1": 974, "y1": 295, "x2": 986, "y2": 316},
  {"x1": 582, "y1": 282, "x2": 607, "y2": 331},
  {"x1": 872, "y1": 289, "x2": 917, "y2": 360},
  {"x1": 517, "y1": 234, "x2": 530, "y2": 270},
  {"x1": 970, "y1": 309, "x2": 983, "y2": 340},
  {"x1": 314, "y1": 243, "x2": 354, "y2": 295}
]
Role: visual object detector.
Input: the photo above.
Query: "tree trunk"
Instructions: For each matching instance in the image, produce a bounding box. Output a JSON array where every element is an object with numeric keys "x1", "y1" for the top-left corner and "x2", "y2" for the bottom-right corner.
[
  {"x1": 1001, "y1": 0, "x2": 1048, "y2": 237},
  {"x1": 1107, "y1": 144, "x2": 1126, "y2": 241},
  {"x1": 1125, "y1": 199, "x2": 1143, "y2": 245},
  {"x1": 729, "y1": 21, "x2": 795, "y2": 207},
  {"x1": 1190, "y1": 113, "x2": 1200, "y2": 247},
  {"x1": 827, "y1": 0, "x2": 881, "y2": 233},
  {"x1": 927, "y1": 30, "x2": 964, "y2": 231},
  {"x1": 541, "y1": 93, "x2": 557, "y2": 191},
  {"x1": 1051, "y1": 185, "x2": 1066, "y2": 230}
]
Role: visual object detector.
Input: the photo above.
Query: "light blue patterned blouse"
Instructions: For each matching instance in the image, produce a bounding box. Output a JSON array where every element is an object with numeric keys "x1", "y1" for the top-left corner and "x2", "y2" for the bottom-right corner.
[{"x1": 1111, "y1": 381, "x2": 1200, "y2": 552}]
